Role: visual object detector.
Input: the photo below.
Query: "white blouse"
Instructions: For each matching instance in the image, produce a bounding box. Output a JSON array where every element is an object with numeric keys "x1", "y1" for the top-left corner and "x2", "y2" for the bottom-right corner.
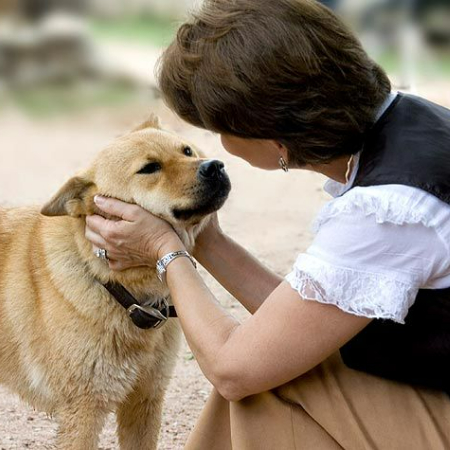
[{"x1": 286, "y1": 95, "x2": 450, "y2": 324}]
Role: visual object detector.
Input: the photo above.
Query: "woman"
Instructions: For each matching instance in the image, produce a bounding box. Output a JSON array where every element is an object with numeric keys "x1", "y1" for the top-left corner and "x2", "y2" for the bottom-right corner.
[{"x1": 85, "y1": 0, "x2": 450, "y2": 448}]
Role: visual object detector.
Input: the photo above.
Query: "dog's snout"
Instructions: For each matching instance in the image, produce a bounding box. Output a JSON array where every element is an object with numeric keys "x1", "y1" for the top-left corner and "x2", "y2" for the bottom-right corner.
[{"x1": 198, "y1": 160, "x2": 225, "y2": 180}]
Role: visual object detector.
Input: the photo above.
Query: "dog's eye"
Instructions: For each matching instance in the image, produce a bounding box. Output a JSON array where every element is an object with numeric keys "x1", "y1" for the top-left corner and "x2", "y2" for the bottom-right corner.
[
  {"x1": 183, "y1": 146, "x2": 193, "y2": 157},
  {"x1": 137, "y1": 162, "x2": 162, "y2": 174}
]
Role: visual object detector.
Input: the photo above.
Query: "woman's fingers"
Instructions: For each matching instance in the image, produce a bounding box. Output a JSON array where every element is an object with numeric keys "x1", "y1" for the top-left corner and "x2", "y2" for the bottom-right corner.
[
  {"x1": 85, "y1": 214, "x2": 120, "y2": 241},
  {"x1": 85, "y1": 197, "x2": 181, "y2": 269},
  {"x1": 86, "y1": 220, "x2": 121, "y2": 262},
  {"x1": 92, "y1": 244, "x2": 117, "y2": 261},
  {"x1": 85, "y1": 224, "x2": 108, "y2": 249},
  {"x1": 94, "y1": 195, "x2": 141, "y2": 221}
]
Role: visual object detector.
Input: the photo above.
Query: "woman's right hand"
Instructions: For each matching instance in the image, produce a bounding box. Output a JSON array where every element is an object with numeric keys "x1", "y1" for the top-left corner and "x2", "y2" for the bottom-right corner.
[{"x1": 193, "y1": 212, "x2": 224, "y2": 259}]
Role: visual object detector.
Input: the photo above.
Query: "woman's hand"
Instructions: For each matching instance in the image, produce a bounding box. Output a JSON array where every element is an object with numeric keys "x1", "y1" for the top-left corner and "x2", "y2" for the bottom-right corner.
[
  {"x1": 85, "y1": 196, "x2": 184, "y2": 271},
  {"x1": 192, "y1": 212, "x2": 223, "y2": 259}
]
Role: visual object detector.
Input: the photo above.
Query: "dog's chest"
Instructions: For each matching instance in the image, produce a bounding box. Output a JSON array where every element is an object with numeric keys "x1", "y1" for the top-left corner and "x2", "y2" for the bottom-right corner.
[
  {"x1": 18, "y1": 315, "x2": 180, "y2": 412},
  {"x1": 86, "y1": 350, "x2": 147, "y2": 403},
  {"x1": 65, "y1": 325, "x2": 176, "y2": 403}
]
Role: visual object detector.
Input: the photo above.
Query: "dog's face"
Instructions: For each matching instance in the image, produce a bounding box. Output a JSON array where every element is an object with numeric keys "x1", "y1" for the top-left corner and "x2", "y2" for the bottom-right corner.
[{"x1": 40, "y1": 115, "x2": 231, "y2": 227}]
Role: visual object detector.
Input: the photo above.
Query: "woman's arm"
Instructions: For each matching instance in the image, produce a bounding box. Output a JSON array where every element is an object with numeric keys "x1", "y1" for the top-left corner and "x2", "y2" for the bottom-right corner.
[
  {"x1": 158, "y1": 247, "x2": 371, "y2": 402},
  {"x1": 86, "y1": 197, "x2": 372, "y2": 402},
  {"x1": 193, "y1": 219, "x2": 283, "y2": 314}
]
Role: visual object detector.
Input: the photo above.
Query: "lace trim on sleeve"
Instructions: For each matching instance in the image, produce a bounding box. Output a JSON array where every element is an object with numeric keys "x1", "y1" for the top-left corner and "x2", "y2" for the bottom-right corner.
[
  {"x1": 313, "y1": 187, "x2": 436, "y2": 233},
  {"x1": 285, "y1": 254, "x2": 419, "y2": 324}
]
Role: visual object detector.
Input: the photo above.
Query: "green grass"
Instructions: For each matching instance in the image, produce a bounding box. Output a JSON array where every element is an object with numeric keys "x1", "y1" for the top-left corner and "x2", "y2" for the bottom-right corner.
[
  {"x1": 0, "y1": 16, "x2": 178, "y2": 118},
  {"x1": 376, "y1": 49, "x2": 450, "y2": 79},
  {"x1": 2, "y1": 82, "x2": 141, "y2": 118},
  {"x1": 376, "y1": 52, "x2": 400, "y2": 74},
  {"x1": 90, "y1": 16, "x2": 178, "y2": 47},
  {"x1": 433, "y1": 53, "x2": 450, "y2": 76}
]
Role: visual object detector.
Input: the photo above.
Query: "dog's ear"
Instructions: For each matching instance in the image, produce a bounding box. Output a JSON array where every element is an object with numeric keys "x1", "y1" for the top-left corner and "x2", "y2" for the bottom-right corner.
[
  {"x1": 41, "y1": 176, "x2": 96, "y2": 217},
  {"x1": 132, "y1": 113, "x2": 161, "y2": 132}
]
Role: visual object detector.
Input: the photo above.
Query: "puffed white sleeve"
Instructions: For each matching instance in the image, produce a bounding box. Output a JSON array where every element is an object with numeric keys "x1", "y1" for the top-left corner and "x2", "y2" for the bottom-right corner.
[{"x1": 285, "y1": 186, "x2": 449, "y2": 324}]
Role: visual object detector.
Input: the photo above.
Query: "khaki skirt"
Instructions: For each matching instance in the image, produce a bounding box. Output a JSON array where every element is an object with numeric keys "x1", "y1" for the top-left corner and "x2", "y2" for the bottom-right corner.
[{"x1": 185, "y1": 353, "x2": 450, "y2": 449}]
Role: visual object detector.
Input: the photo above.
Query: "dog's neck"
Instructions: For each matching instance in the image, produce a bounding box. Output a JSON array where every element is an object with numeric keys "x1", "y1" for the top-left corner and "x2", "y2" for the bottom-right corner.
[{"x1": 69, "y1": 213, "x2": 202, "y2": 293}]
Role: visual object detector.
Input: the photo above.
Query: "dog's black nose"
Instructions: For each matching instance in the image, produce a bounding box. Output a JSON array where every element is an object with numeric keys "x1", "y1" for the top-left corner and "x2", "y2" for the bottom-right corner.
[{"x1": 198, "y1": 160, "x2": 225, "y2": 180}]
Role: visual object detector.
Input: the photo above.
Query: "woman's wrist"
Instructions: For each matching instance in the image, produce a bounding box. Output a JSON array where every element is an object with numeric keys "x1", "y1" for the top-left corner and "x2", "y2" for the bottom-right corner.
[
  {"x1": 193, "y1": 225, "x2": 226, "y2": 260},
  {"x1": 156, "y1": 234, "x2": 186, "y2": 261}
]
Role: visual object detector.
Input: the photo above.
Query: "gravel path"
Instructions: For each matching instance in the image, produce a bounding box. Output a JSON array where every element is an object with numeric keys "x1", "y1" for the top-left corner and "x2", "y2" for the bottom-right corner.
[
  {"x1": 0, "y1": 81, "x2": 448, "y2": 448},
  {"x1": 0, "y1": 101, "x2": 324, "y2": 449}
]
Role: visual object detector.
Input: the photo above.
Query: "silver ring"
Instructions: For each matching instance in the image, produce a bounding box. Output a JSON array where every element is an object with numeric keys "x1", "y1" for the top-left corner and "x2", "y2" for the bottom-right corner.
[{"x1": 95, "y1": 248, "x2": 109, "y2": 262}]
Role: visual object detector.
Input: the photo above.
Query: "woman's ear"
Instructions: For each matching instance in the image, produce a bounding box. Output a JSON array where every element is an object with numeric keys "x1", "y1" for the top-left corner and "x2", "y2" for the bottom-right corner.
[
  {"x1": 41, "y1": 176, "x2": 96, "y2": 217},
  {"x1": 274, "y1": 141, "x2": 289, "y2": 160}
]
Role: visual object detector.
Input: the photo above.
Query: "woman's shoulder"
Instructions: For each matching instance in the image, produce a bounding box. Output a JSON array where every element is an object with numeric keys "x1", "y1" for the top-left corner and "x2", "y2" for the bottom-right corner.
[
  {"x1": 286, "y1": 183, "x2": 450, "y2": 324},
  {"x1": 315, "y1": 184, "x2": 450, "y2": 235}
]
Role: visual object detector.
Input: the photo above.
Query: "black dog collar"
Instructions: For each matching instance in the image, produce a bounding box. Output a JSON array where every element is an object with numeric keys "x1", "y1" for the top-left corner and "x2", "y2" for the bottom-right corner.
[{"x1": 102, "y1": 281, "x2": 177, "y2": 329}]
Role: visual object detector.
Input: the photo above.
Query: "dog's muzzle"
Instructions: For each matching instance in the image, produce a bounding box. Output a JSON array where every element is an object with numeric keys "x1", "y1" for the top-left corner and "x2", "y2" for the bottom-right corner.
[
  {"x1": 198, "y1": 159, "x2": 226, "y2": 181},
  {"x1": 172, "y1": 159, "x2": 231, "y2": 221}
]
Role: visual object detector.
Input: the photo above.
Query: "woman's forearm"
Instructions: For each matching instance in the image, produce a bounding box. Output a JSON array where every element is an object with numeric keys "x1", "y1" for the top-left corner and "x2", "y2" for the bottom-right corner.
[
  {"x1": 193, "y1": 231, "x2": 282, "y2": 314},
  {"x1": 163, "y1": 253, "x2": 372, "y2": 402}
]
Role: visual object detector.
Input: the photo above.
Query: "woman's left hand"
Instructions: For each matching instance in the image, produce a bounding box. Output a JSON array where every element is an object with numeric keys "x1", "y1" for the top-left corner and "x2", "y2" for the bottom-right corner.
[{"x1": 85, "y1": 196, "x2": 184, "y2": 271}]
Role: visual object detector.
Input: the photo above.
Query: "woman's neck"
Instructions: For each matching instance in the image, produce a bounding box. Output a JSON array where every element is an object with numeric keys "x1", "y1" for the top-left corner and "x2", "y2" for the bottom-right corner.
[{"x1": 304, "y1": 155, "x2": 352, "y2": 184}]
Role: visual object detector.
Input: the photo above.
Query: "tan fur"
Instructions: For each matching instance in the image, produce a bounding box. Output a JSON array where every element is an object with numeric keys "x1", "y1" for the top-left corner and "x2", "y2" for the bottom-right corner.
[{"x1": 0, "y1": 118, "x2": 222, "y2": 449}]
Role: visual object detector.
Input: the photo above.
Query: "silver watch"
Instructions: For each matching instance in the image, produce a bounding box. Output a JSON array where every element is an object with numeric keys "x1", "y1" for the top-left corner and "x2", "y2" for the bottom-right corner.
[{"x1": 156, "y1": 250, "x2": 197, "y2": 283}]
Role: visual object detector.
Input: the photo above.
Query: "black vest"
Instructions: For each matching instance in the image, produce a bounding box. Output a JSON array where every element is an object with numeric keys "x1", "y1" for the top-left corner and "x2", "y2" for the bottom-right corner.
[{"x1": 340, "y1": 93, "x2": 450, "y2": 393}]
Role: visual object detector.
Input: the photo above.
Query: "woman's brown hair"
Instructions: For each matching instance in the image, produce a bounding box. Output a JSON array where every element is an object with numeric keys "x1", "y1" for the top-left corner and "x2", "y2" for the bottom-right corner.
[{"x1": 157, "y1": 0, "x2": 391, "y2": 166}]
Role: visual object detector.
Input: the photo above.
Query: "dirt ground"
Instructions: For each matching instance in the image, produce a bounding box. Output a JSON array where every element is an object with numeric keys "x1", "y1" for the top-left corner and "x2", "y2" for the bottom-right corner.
[{"x1": 0, "y1": 82, "x2": 449, "y2": 449}]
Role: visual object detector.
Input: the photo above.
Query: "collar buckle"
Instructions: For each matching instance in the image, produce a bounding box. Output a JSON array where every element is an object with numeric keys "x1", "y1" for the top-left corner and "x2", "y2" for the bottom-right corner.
[{"x1": 127, "y1": 299, "x2": 170, "y2": 329}]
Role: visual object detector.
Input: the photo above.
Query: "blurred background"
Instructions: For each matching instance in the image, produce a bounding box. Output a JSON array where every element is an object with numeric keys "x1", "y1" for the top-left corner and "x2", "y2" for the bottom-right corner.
[
  {"x1": 0, "y1": 1, "x2": 449, "y2": 448},
  {"x1": 0, "y1": 0, "x2": 449, "y2": 121}
]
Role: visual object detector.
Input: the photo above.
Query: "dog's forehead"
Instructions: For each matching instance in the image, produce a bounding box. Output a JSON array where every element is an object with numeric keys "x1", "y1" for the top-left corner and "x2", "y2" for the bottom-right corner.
[
  {"x1": 133, "y1": 128, "x2": 181, "y2": 146},
  {"x1": 96, "y1": 128, "x2": 190, "y2": 165},
  {"x1": 125, "y1": 128, "x2": 194, "y2": 158}
]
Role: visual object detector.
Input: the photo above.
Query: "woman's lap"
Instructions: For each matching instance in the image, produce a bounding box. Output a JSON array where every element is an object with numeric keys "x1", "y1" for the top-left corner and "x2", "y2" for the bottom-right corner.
[{"x1": 185, "y1": 353, "x2": 450, "y2": 449}]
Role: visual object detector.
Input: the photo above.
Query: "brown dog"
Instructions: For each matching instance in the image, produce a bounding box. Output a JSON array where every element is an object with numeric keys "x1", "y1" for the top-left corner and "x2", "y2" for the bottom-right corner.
[{"x1": 0, "y1": 115, "x2": 231, "y2": 449}]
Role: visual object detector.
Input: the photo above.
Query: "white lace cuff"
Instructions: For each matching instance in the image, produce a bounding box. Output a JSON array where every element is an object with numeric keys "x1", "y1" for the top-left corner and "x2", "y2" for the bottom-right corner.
[{"x1": 285, "y1": 253, "x2": 419, "y2": 324}]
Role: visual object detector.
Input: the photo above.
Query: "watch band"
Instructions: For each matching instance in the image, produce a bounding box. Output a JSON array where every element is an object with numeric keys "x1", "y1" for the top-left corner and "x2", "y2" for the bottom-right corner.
[{"x1": 156, "y1": 250, "x2": 197, "y2": 283}]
